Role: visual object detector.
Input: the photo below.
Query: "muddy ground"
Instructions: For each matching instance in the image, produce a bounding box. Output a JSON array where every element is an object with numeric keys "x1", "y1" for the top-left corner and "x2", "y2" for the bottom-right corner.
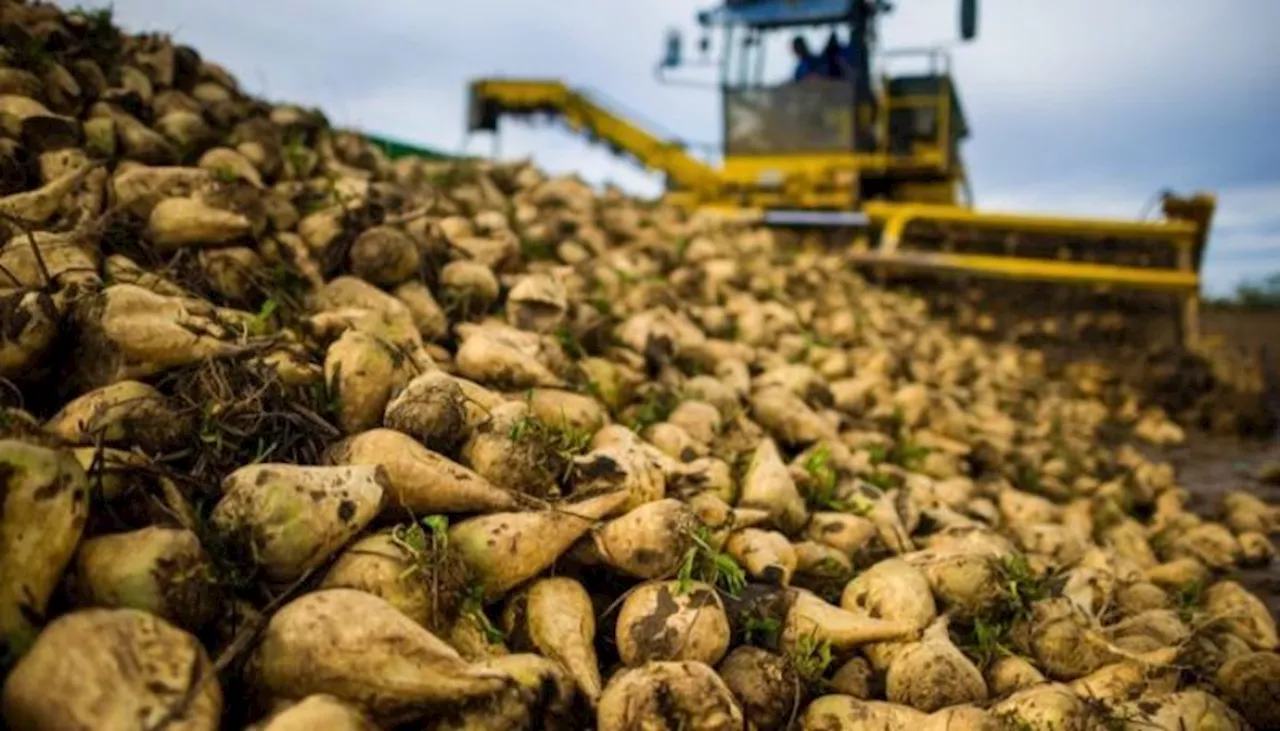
[
  {"x1": 1155, "y1": 434, "x2": 1280, "y2": 618},
  {"x1": 1202, "y1": 307, "x2": 1280, "y2": 390}
]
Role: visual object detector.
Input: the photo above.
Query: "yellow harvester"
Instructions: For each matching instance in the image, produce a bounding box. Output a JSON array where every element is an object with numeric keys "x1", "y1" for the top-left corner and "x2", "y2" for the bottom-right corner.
[{"x1": 465, "y1": 0, "x2": 1216, "y2": 347}]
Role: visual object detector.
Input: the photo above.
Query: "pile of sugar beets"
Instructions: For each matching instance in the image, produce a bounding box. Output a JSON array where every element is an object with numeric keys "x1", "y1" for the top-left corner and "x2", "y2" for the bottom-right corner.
[{"x1": 2, "y1": 1, "x2": 1279, "y2": 729}]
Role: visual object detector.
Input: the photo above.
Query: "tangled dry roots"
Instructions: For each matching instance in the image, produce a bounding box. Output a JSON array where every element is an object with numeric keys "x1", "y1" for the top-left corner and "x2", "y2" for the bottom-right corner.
[{"x1": 153, "y1": 354, "x2": 339, "y2": 493}]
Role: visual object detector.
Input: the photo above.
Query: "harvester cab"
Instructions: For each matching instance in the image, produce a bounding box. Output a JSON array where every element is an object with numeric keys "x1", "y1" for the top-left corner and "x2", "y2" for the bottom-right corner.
[
  {"x1": 655, "y1": 0, "x2": 974, "y2": 220},
  {"x1": 465, "y1": 0, "x2": 1216, "y2": 349}
]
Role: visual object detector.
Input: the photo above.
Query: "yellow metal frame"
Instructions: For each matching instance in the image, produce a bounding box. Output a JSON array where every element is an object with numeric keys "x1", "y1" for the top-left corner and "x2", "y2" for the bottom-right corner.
[
  {"x1": 848, "y1": 251, "x2": 1199, "y2": 291},
  {"x1": 862, "y1": 200, "x2": 1200, "y2": 254},
  {"x1": 470, "y1": 80, "x2": 721, "y2": 190},
  {"x1": 716, "y1": 149, "x2": 947, "y2": 180},
  {"x1": 683, "y1": 196, "x2": 1209, "y2": 342},
  {"x1": 687, "y1": 200, "x2": 1206, "y2": 277}
]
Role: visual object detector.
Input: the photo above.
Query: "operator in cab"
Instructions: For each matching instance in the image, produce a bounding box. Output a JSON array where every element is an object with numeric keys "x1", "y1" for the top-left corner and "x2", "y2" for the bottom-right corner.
[
  {"x1": 821, "y1": 33, "x2": 851, "y2": 80},
  {"x1": 791, "y1": 36, "x2": 824, "y2": 82}
]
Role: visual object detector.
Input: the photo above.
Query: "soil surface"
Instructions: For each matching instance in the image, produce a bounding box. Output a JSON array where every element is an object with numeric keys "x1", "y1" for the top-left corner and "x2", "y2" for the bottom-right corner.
[{"x1": 1156, "y1": 433, "x2": 1280, "y2": 619}]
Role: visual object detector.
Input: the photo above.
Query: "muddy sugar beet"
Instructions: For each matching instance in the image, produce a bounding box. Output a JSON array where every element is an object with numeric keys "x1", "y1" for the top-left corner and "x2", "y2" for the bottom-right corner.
[{"x1": 1, "y1": 0, "x2": 1278, "y2": 728}]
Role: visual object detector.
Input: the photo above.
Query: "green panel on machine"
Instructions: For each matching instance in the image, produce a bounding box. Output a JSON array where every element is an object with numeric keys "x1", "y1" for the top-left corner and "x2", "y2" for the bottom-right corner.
[{"x1": 365, "y1": 133, "x2": 455, "y2": 160}]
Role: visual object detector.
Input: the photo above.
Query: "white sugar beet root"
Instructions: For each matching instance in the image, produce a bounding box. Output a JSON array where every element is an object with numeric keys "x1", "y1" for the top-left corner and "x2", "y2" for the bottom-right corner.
[
  {"x1": 382, "y1": 370, "x2": 470, "y2": 452},
  {"x1": 248, "y1": 589, "x2": 510, "y2": 726},
  {"x1": 840, "y1": 557, "x2": 936, "y2": 632},
  {"x1": 71, "y1": 284, "x2": 252, "y2": 387},
  {"x1": 0, "y1": 441, "x2": 89, "y2": 662},
  {"x1": 45, "y1": 379, "x2": 187, "y2": 452},
  {"x1": 319, "y1": 528, "x2": 469, "y2": 634},
  {"x1": 616, "y1": 580, "x2": 732, "y2": 666},
  {"x1": 248, "y1": 695, "x2": 377, "y2": 731},
  {"x1": 597, "y1": 661, "x2": 743, "y2": 731},
  {"x1": 782, "y1": 588, "x2": 919, "y2": 654},
  {"x1": 1214, "y1": 651, "x2": 1280, "y2": 729},
  {"x1": 885, "y1": 617, "x2": 988, "y2": 712},
  {"x1": 591, "y1": 498, "x2": 699, "y2": 579},
  {"x1": 502, "y1": 577, "x2": 603, "y2": 705},
  {"x1": 432, "y1": 653, "x2": 576, "y2": 731},
  {"x1": 717, "y1": 646, "x2": 799, "y2": 731},
  {"x1": 800, "y1": 695, "x2": 924, "y2": 730},
  {"x1": 2, "y1": 608, "x2": 221, "y2": 731},
  {"x1": 738, "y1": 438, "x2": 807, "y2": 535},
  {"x1": 71, "y1": 525, "x2": 220, "y2": 633},
  {"x1": 324, "y1": 329, "x2": 425, "y2": 433},
  {"x1": 450, "y1": 489, "x2": 629, "y2": 599},
  {"x1": 0, "y1": 291, "x2": 58, "y2": 380},
  {"x1": 327, "y1": 428, "x2": 524, "y2": 515},
  {"x1": 725, "y1": 527, "x2": 797, "y2": 585},
  {"x1": 210, "y1": 463, "x2": 385, "y2": 582}
]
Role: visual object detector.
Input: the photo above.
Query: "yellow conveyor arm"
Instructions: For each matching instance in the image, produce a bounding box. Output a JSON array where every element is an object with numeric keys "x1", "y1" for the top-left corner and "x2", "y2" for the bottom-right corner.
[{"x1": 468, "y1": 79, "x2": 722, "y2": 191}]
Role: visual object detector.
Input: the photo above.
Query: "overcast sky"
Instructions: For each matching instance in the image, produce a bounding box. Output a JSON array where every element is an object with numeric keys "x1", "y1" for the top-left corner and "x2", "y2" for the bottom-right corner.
[{"x1": 83, "y1": 0, "x2": 1280, "y2": 295}]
